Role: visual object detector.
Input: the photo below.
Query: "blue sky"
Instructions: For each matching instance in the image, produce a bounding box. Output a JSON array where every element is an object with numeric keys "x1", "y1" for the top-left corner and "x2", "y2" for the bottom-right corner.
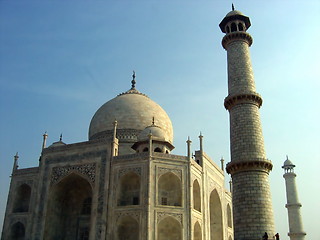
[{"x1": 0, "y1": 0, "x2": 319, "y2": 239}]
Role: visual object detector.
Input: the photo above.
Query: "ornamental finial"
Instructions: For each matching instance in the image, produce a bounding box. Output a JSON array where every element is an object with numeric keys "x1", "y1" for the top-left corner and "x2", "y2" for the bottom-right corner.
[
  {"x1": 232, "y1": 3, "x2": 235, "y2": 11},
  {"x1": 60, "y1": 133, "x2": 63, "y2": 141},
  {"x1": 131, "y1": 70, "x2": 136, "y2": 89}
]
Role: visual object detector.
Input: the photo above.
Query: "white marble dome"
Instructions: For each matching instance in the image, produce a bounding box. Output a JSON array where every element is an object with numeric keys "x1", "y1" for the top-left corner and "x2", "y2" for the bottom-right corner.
[{"x1": 89, "y1": 88, "x2": 173, "y2": 142}]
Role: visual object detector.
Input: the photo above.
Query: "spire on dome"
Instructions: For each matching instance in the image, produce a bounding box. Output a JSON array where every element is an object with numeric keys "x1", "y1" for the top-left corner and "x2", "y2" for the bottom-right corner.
[
  {"x1": 232, "y1": 3, "x2": 235, "y2": 11},
  {"x1": 131, "y1": 70, "x2": 136, "y2": 89}
]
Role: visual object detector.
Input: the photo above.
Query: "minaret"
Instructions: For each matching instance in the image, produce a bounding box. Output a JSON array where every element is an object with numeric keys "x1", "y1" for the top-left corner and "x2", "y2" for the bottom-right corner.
[
  {"x1": 220, "y1": 7, "x2": 275, "y2": 239},
  {"x1": 186, "y1": 136, "x2": 192, "y2": 159},
  {"x1": 282, "y1": 157, "x2": 306, "y2": 240},
  {"x1": 42, "y1": 131, "x2": 48, "y2": 150},
  {"x1": 12, "y1": 152, "x2": 19, "y2": 173}
]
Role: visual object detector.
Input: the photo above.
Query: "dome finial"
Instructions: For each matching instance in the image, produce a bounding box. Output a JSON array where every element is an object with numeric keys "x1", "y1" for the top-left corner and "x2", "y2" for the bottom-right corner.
[
  {"x1": 152, "y1": 116, "x2": 155, "y2": 125},
  {"x1": 232, "y1": 3, "x2": 235, "y2": 11},
  {"x1": 60, "y1": 133, "x2": 63, "y2": 141},
  {"x1": 131, "y1": 70, "x2": 136, "y2": 89}
]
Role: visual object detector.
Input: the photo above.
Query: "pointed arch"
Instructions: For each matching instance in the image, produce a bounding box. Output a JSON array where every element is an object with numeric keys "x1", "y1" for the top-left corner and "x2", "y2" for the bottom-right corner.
[
  {"x1": 44, "y1": 173, "x2": 92, "y2": 240},
  {"x1": 143, "y1": 147, "x2": 148, "y2": 152},
  {"x1": 231, "y1": 22, "x2": 237, "y2": 32},
  {"x1": 194, "y1": 221, "x2": 202, "y2": 240},
  {"x1": 227, "y1": 203, "x2": 232, "y2": 228},
  {"x1": 209, "y1": 189, "x2": 223, "y2": 240},
  {"x1": 238, "y1": 23, "x2": 244, "y2": 31},
  {"x1": 13, "y1": 184, "x2": 31, "y2": 213},
  {"x1": 154, "y1": 147, "x2": 162, "y2": 152},
  {"x1": 118, "y1": 171, "x2": 141, "y2": 206},
  {"x1": 117, "y1": 215, "x2": 139, "y2": 240},
  {"x1": 193, "y1": 179, "x2": 201, "y2": 212},
  {"x1": 158, "y1": 216, "x2": 181, "y2": 240},
  {"x1": 10, "y1": 222, "x2": 25, "y2": 240},
  {"x1": 158, "y1": 172, "x2": 182, "y2": 206}
]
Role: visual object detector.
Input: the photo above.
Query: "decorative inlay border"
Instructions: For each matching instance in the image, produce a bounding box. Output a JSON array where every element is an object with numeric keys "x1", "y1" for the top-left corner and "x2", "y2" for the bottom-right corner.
[
  {"x1": 157, "y1": 211, "x2": 182, "y2": 224},
  {"x1": 115, "y1": 211, "x2": 140, "y2": 222},
  {"x1": 208, "y1": 179, "x2": 222, "y2": 195},
  {"x1": 17, "y1": 180, "x2": 33, "y2": 187},
  {"x1": 192, "y1": 216, "x2": 202, "y2": 226},
  {"x1": 9, "y1": 216, "x2": 27, "y2": 226},
  {"x1": 50, "y1": 163, "x2": 96, "y2": 186},
  {"x1": 118, "y1": 167, "x2": 142, "y2": 178},
  {"x1": 158, "y1": 167, "x2": 182, "y2": 180}
]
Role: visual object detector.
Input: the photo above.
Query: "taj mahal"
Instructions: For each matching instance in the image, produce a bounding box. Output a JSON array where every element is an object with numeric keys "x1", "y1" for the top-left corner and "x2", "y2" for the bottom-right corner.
[{"x1": 1, "y1": 7, "x2": 306, "y2": 240}]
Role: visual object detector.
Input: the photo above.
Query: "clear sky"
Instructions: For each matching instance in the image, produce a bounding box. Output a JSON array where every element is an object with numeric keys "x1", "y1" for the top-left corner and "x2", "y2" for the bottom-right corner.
[{"x1": 0, "y1": 0, "x2": 319, "y2": 239}]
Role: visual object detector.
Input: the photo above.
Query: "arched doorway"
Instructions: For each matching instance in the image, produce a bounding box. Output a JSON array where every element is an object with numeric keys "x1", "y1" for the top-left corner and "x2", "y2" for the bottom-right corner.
[
  {"x1": 209, "y1": 189, "x2": 223, "y2": 240},
  {"x1": 193, "y1": 180, "x2": 201, "y2": 212},
  {"x1": 10, "y1": 222, "x2": 25, "y2": 240},
  {"x1": 44, "y1": 173, "x2": 92, "y2": 240},
  {"x1": 118, "y1": 172, "x2": 141, "y2": 206},
  {"x1": 13, "y1": 184, "x2": 31, "y2": 213},
  {"x1": 158, "y1": 216, "x2": 181, "y2": 240},
  {"x1": 117, "y1": 215, "x2": 139, "y2": 240},
  {"x1": 158, "y1": 172, "x2": 182, "y2": 206},
  {"x1": 227, "y1": 204, "x2": 232, "y2": 228},
  {"x1": 194, "y1": 221, "x2": 202, "y2": 240}
]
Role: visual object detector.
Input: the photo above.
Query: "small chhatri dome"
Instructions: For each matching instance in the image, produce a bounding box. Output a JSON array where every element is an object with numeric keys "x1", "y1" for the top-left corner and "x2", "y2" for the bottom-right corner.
[
  {"x1": 138, "y1": 121, "x2": 167, "y2": 142},
  {"x1": 89, "y1": 75, "x2": 173, "y2": 142},
  {"x1": 49, "y1": 134, "x2": 66, "y2": 148}
]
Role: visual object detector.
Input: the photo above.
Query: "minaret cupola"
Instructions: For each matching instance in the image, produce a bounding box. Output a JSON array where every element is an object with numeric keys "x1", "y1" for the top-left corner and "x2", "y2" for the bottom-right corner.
[
  {"x1": 219, "y1": 5, "x2": 251, "y2": 34},
  {"x1": 282, "y1": 156, "x2": 296, "y2": 173}
]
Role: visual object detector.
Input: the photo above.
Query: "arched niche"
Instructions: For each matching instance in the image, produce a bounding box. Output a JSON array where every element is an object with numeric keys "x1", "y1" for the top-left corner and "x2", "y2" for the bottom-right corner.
[
  {"x1": 117, "y1": 215, "x2": 139, "y2": 240},
  {"x1": 157, "y1": 216, "x2": 181, "y2": 240},
  {"x1": 13, "y1": 184, "x2": 31, "y2": 213},
  {"x1": 158, "y1": 172, "x2": 182, "y2": 206},
  {"x1": 209, "y1": 189, "x2": 223, "y2": 240},
  {"x1": 118, "y1": 172, "x2": 141, "y2": 206},
  {"x1": 193, "y1": 180, "x2": 201, "y2": 212},
  {"x1": 44, "y1": 173, "x2": 92, "y2": 240},
  {"x1": 194, "y1": 221, "x2": 202, "y2": 240},
  {"x1": 10, "y1": 222, "x2": 25, "y2": 240},
  {"x1": 227, "y1": 204, "x2": 232, "y2": 228}
]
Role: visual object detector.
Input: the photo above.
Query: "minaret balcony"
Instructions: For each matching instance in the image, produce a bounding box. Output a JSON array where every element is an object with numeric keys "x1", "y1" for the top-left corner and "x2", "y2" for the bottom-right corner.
[
  {"x1": 222, "y1": 31, "x2": 253, "y2": 49},
  {"x1": 224, "y1": 92, "x2": 263, "y2": 110}
]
